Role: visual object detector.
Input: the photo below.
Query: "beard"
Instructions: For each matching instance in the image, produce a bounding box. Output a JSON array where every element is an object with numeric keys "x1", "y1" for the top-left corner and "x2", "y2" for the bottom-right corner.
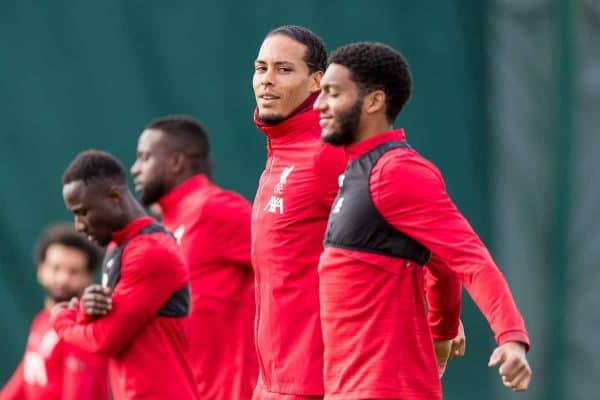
[
  {"x1": 258, "y1": 112, "x2": 286, "y2": 125},
  {"x1": 138, "y1": 180, "x2": 168, "y2": 207},
  {"x1": 322, "y1": 99, "x2": 363, "y2": 147},
  {"x1": 44, "y1": 287, "x2": 79, "y2": 303}
]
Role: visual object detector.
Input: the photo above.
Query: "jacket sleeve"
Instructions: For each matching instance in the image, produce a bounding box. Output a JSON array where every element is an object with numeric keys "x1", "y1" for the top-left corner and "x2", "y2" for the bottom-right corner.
[
  {"x1": 0, "y1": 361, "x2": 26, "y2": 400},
  {"x1": 424, "y1": 255, "x2": 462, "y2": 340},
  {"x1": 51, "y1": 236, "x2": 186, "y2": 356},
  {"x1": 371, "y1": 152, "x2": 530, "y2": 349}
]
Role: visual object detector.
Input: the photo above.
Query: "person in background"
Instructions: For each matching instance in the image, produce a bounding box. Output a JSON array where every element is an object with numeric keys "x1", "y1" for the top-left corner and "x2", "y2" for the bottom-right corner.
[
  {"x1": 52, "y1": 150, "x2": 198, "y2": 400},
  {"x1": 0, "y1": 223, "x2": 108, "y2": 400},
  {"x1": 131, "y1": 115, "x2": 257, "y2": 399}
]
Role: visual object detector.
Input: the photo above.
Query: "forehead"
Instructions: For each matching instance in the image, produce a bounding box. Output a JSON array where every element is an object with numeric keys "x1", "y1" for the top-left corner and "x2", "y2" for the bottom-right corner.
[
  {"x1": 138, "y1": 128, "x2": 166, "y2": 151},
  {"x1": 44, "y1": 243, "x2": 88, "y2": 269},
  {"x1": 63, "y1": 180, "x2": 104, "y2": 206},
  {"x1": 257, "y1": 35, "x2": 307, "y2": 64},
  {"x1": 321, "y1": 63, "x2": 353, "y2": 86}
]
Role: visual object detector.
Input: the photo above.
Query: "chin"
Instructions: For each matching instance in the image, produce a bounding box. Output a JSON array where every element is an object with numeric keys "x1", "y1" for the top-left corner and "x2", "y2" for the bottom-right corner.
[{"x1": 322, "y1": 132, "x2": 345, "y2": 147}]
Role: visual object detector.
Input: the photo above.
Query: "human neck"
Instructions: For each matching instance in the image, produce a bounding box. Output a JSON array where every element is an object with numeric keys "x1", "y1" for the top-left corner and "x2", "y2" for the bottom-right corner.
[
  {"x1": 44, "y1": 297, "x2": 56, "y2": 311},
  {"x1": 116, "y1": 192, "x2": 147, "y2": 230},
  {"x1": 354, "y1": 118, "x2": 394, "y2": 144}
]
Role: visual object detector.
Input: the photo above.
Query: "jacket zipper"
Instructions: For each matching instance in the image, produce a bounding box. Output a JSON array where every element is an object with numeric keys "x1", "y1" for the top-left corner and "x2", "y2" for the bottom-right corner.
[{"x1": 253, "y1": 152, "x2": 276, "y2": 389}]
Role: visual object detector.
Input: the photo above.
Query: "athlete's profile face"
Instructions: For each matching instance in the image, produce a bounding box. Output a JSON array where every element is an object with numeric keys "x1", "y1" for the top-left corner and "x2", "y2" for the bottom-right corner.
[
  {"x1": 131, "y1": 128, "x2": 171, "y2": 207},
  {"x1": 38, "y1": 243, "x2": 92, "y2": 303},
  {"x1": 315, "y1": 63, "x2": 363, "y2": 146},
  {"x1": 63, "y1": 180, "x2": 122, "y2": 247},
  {"x1": 253, "y1": 34, "x2": 321, "y2": 124}
]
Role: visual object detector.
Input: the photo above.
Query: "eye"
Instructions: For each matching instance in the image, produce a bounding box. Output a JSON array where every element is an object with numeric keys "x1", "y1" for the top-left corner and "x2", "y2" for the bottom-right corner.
[
  {"x1": 278, "y1": 67, "x2": 292, "y2": 73},
  {"x1": 137, "y1": 153, "x2": 150, "y2": 162},
  {"x1": 255, "y1": 65, "x2": 267, "y2": 72}
]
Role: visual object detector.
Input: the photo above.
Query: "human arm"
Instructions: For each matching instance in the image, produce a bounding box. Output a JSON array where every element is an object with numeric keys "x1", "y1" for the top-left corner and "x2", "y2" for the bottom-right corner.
[{"x1": 51, "y1": 237, "x2": 186, "y2": 356}]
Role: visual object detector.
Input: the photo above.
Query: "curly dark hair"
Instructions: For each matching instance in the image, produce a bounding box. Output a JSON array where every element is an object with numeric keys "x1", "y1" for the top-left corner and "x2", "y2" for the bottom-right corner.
[
  {"x1": 62, "y1": 150, "x2": 127, "y2": 185},
  {"x1": 146, "y1": 115, "x2": 211, "y2": 177},
  {"x1": 267, "y1": 25, "x2": 327, "y2": 73},
  {"x1": 35, "y1": 223, "x2": 103, "y2": 273},
  {"x1": 328, "y1": 42, "x2": 412, "y2": 123}
]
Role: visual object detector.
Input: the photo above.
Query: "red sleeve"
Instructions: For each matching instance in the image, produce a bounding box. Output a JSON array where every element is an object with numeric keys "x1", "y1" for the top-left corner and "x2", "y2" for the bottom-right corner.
[
  {"x1": 424, "y1": 255, "x2": 462, "y2": 340},
  {"x1": 51, "y1": 235, "x2": 186, "y2": 355},
  {"x1": 204, "y1": 194, "x2": 252, "y2": 268},
  {"x1": 0, "y1": 361, "x2": 26, "y2": 400},
  {"x1": 61, "y1": 345, "x2": 108, "y2": 400},
  {"x1": 371, "y1": 152, "x2": 530, "y2": 349},
  {"x1": 313, "y1": 143, "x2": 348, "y2": 209}
]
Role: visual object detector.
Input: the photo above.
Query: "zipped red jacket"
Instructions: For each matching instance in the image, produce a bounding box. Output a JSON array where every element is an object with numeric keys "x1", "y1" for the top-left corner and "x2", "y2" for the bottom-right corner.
[
  {"x1": 251, "y1": 105, "x2": 347, "y2": 398},
  {"x1": 318, "y1": 130, "x2": 530, "y2": 400},
  {"x1": 0, "y1": 310, "x2": 108, "y2": 400},
  {"x1": 51, "y1": 217, "x2": 198, "y2": 400},
  {"x1": 158, "y1": 174, "x2": 257, "y2": 400}
]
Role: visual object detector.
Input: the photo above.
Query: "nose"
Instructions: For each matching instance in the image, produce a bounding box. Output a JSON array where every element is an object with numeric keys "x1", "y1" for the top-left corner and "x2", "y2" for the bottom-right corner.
[
  {"x1": 260, "y1": 68, "x2": 275, "y2": 87},
  {"x1": 55, "y1": 268, "x2": 70, "y2": 286},
  {"x1": 131, "y1": 160, "x2": 139, "y2": 177},
  {"x1": 314, "y1": 91, "x2": 327, "y2": 112},
  {"x1": 74, "y1": 217, "x2": 86, "y2": 234}
]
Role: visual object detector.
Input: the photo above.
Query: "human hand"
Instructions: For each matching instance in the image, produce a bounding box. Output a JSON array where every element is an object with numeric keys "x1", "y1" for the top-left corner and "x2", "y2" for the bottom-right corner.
[
  {"x1": 81, "y1": 284, "x2": 112, "y2": 316},
  {"x1": 449, "y1": 319, "x2": 466, "y2": 360},
  {"x1": 488, "y1": 341, "x2": 532, "y2": 391},
  {"x1": 433, "y1": 339, "x2": 452, "y2": 377}
]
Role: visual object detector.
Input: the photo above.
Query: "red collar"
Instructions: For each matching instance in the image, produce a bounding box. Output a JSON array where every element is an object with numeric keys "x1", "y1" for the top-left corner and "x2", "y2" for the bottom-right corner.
[
  {"x1": 111, "y1": 216, "x2": 155, "y2": 245},
  {"x1": 346, "y1": 129, "x2": 407, "y2": 161},
  {"x1": 158, "y1": 174, "x2": 209, "y2": 221},
  {"x1": 253, "y1": 93, "x2": 321, "y2": 148}
]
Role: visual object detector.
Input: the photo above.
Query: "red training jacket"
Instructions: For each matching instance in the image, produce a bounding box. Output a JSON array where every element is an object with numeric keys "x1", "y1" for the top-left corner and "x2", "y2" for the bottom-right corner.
[
  {"x1": 51, "y1": 217, "x2": 198, "y2": 400},
  {"x1": 251, "y1": 106, "x2": 347, "y2": 398},
  {"x1": 0, "y1": 310, "x2": 108, "y2": 400},
  {"x1": 158, "y1": 174, "x2": 257, "y2": 400},
  {"x1": 319, "y1": 129, "x2": 530, "y2": 400}
]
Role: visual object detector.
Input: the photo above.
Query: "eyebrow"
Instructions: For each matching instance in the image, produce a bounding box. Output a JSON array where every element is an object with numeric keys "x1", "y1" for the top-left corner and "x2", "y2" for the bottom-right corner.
[
  {"x1": 254, "y1": 60, "x2": 295, "y2": 66},
  {"x1": 321, "y1": 83, "x2": 341, "y2": 90}
]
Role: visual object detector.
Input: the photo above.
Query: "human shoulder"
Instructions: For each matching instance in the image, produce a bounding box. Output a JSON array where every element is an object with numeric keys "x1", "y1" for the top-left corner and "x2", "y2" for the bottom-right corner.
[
  {"x1": 373, "y1": 147, "x2": 444, "y2": 185},
  {"x1": 121, "y1": 232, "x2": 179, "y2": 271},
  {"x1": 192, "y1": 186, "x2": 252, "y2": 229}
]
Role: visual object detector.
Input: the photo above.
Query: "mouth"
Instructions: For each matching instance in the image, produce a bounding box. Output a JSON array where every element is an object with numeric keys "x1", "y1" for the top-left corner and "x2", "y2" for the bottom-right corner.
[
  {"x1": 258, "y1": 94, "x2": 281, "y2": 107},
  {"x1": 134, "y1": 182, "x2": 143, "y2": 192},
  {"x1": 319, "y1": 115, "x2": 333, "y2": 129}
]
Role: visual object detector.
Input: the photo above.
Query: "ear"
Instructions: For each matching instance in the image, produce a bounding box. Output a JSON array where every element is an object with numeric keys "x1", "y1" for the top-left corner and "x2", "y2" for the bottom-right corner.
[
  {"x1": 107, "y1": 185, "x2": 123, "y2": 204},
  {"x1": 169, "y1": 152, "x2": 186, "y2": 175},
  {"x1": 364, "y1": 89, "x2": 386, "y2": 116},
  {"x1": 309, "y1": 70, "x2": 324, "y2": 93}
]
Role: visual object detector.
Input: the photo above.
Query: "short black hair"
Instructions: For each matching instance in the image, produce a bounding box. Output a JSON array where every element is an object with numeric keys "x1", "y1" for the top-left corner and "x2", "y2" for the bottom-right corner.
[
  {"x1": 267, "y1": 25, "x2": 327, "y2": 73},
  {"x1": 35, "y1": 223, "x2": 103, "y2": 273},
  {"x1": 146, "y1": 115, "x2": 211, "y2": 177},
  {"x1": 328, "y1": 42, "x2": 412, "y2": 123},
  {"x1": 62, "y1": 150, "x2": 127, "y2": 186}
]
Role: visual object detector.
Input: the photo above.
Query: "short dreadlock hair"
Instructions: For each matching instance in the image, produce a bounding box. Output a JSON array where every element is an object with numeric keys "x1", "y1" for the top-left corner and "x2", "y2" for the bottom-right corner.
[
  {"x1": 328, "y1": 42, "x2": 412, "y2": 123},
  {"x1": 267, "y1": 25, "x2": 327, "y2": 73},
  {"x1": 62, "y1": 150, "x2": 127, "y2": 186}
]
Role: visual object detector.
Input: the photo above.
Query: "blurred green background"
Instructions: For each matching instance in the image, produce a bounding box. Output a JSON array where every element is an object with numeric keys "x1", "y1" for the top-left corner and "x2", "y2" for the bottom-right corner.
[{"x1": 1, "y1": 1, "x2": 598, "y2": 399}]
